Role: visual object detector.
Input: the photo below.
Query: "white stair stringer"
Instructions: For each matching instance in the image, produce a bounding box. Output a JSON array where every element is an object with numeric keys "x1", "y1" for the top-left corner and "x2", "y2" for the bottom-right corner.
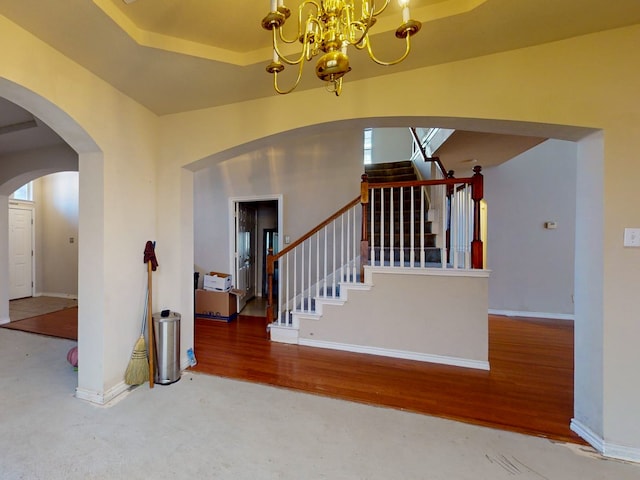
[{"x1": 269, "y1": 281, "x2": 373, "y2": 345}]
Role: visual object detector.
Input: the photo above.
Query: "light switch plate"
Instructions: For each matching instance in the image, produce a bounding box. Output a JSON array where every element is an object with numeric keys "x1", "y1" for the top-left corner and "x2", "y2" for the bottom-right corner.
[{"x1": 623, "y1": 228, "x2": 640, "y2": 247}]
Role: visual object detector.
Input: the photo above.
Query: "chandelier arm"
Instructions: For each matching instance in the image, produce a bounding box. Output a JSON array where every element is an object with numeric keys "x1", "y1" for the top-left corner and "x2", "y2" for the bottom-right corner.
[
  {"x1": 278, "y1": 26, "x2": 301, "y2": 44},
  {"x1": 273, "y1": 28, "x2": 308, "y2": 66},
  {"x1": 366, "y1": 34, "x2": 412, "y2": 66},
  {"x1": 275, "y1": 0, "x2": 321, "y2": 44},
  {"x1": 273, "y1": 58, "x2": 306, "y2": 95},
  {"x1": 348, "y1": 14, "x2": 374, "y2": 46},
  {"x1": 371, "y1": 0, "x2": 391, "y2": 17},
  {"x1": 348, "y1": 0, "x2": 386, "y2": 48}
]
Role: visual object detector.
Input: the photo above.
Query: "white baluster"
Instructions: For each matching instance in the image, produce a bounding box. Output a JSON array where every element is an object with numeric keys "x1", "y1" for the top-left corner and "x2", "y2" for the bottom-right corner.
[
  {"x1": 307, "y1": 238, "x2": 311, "y2": 312},
  {"x1": 380, "y1": 188, "x2": 385, "y2": 266},
  {"x1": 332, "y1": 220, "x2": 336, "y2": 297},
  {"x1": 293, "y1": 247, "x2": 297, "y2": 315},
  {"x1": 441, "y1": 183, "x2": 446, "y2": 269},
  {"x1": 352, "y1": 205, "x2": 357, "y2": 281},
  {"x1": 316, "y1": 232, "x2": 320, "y2": 298},
  {"x1": 390, "y1": 187, "x2": 394, "y2": 266},
  {"x1": 370, "y1": 188, "x2": 375, "y2": 266},
  {"x1": 400, "y1": 186, "x2": 404, "y2": 266}
]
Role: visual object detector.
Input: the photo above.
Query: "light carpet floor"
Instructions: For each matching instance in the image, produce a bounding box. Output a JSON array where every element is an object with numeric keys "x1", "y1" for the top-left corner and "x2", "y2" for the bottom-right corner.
[{"x1": 0, "y1": 329, "x2": 638, "y2": 480}]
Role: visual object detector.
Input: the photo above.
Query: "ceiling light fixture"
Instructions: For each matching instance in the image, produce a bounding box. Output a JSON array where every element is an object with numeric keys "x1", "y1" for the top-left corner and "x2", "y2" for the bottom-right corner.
[{"x1": 262, "y1": 1, "x2": 421, "y2": 96}]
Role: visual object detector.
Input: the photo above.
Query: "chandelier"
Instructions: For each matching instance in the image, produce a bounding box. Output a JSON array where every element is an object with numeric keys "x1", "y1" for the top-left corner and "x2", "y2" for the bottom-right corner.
[{"x1": 262, "y1": 1, "x2": 421, "y2": 96}]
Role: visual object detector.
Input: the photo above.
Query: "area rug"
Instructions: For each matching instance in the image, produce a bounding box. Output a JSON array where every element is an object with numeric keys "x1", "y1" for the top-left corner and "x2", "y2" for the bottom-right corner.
[{"x1": 1, "y1": 307, "x2": 77, "y2": 341}]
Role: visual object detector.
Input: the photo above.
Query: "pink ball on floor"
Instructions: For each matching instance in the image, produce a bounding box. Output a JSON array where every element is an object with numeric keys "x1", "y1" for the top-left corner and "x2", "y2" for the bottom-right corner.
[{"x1": 67, "y1": 346, "x2": 78, "y2": 367}]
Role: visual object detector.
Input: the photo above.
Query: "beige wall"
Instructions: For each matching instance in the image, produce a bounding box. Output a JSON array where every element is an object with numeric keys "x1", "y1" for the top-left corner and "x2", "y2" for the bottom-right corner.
[
  {"x1": 299, "y1": 271, "x2": 489, "y2": 367},
  {"x1": 485, "y1": 139, "x2": 577, "y2": 317},
  {"x1": 34, "y1": 171, "x2": 79, "y2": 297}
]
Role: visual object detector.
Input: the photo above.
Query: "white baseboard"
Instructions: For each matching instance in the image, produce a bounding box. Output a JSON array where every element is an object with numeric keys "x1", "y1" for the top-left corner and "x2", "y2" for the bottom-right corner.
[
  {"x1": 75, "y1": 380, "x2": 129, "y2": 406},
  {"x1": 35, "y1": 292, "x2": 78, "y2": 300},
  {"x1": 489, "y1": 309, "x2": 574, "y2": 321},
  {"x1": 269, "y1": 324, "x2": 299, "y2": 344},
  {"x1": 299, "y1": 338, "x2": 490, "y2": 371},
  {"x1": 571, "y1": 418, "x2": 640, "y2": 463},
  {"x1": 0, "y1": 316, "x2": 10, "y2": 325}
]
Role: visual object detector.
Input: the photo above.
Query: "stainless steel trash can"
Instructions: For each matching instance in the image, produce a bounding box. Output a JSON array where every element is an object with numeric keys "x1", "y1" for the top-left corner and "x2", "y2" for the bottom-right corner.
[{"x1": 153, "y1": 311, "x2": 181, "y2": 385}]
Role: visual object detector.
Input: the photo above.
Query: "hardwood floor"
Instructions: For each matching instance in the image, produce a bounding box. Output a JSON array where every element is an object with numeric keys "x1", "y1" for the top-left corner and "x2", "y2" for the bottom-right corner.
[
  {"x1": 192, "y1": 313, "x2": 583, "y2": 444},
  {"x1": 2, "y1": 306, "x2": 77, "y2": 340},
  {"x1": 3, "y1": 297, "x2": 580, "y2": 443}
]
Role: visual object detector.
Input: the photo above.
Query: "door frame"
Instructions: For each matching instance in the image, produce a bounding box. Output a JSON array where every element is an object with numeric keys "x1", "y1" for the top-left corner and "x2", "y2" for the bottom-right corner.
[
  {"x1": 8, "y1": 200, "x2": 35, "y2": 300},
  {"x1": 228, "y1": 195, "x2": 283, "y2": 310}
]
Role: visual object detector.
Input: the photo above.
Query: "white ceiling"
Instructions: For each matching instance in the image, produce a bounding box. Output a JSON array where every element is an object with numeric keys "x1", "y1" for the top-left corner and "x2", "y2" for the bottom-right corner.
[{"x1": 1, "y1": 0, "x2": 637, "y2": 167}]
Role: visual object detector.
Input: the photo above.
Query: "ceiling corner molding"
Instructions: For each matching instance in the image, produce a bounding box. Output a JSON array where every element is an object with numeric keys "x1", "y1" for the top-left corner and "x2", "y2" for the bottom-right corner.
[{"x1": 91, "y1": 0, "x2": 264, "y2": 66}]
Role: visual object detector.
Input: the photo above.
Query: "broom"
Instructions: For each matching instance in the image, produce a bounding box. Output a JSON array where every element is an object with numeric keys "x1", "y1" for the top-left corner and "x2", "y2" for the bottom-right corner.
[{"x1": 124, "y1": 289, "x2": 149, "y2": 385}]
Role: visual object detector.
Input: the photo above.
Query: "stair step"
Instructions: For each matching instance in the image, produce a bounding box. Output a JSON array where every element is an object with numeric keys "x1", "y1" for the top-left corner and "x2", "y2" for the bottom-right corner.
[
  {"x1": 365, "y1": 160, "x2": 413, "y2": 171},
  {"x1": 371, "y1": 235, "x2": 437, "y2": 248},
  {"x1": 367, "y1": 173, "x2": 417, "y2": 183},
  {"x1": 371, "y1": 246, "x2": 442, "y2": 264}
]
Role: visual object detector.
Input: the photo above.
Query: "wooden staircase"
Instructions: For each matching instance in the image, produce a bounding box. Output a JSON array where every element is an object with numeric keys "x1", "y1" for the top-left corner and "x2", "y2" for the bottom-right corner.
[{"x1": 365, "y1": 161, "x2": 441, "y2": 265}]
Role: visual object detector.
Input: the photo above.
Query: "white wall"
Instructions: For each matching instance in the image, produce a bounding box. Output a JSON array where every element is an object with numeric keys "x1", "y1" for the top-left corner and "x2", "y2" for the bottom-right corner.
[
  {"x1": 484, "y1": 140, "x2": 577, "y2": 317},
  {"x1": 33, "y1": 171, "x2": 79, "y2": 297},
  {"x1": 194, "y1": 127, "x2": 365, "y2": 275},
  {"x1": 0, "y1": 195, "x2": 8, "y2": 324},
  {"x1": 371, "y1": 128, "x2": 412, "y2": 164},
  {"x1": 572, "y1": 132, "x2": 604, "y2": 445}
]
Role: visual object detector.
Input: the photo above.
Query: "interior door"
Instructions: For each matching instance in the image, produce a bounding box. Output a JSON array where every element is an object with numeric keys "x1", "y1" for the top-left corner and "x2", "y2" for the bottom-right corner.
[
  {"x1": 235, "y1": 203, "x2": 257, "y2": 312},
  {"x1": 9, "y1": 206, "x2": 33, "y2": 300}
]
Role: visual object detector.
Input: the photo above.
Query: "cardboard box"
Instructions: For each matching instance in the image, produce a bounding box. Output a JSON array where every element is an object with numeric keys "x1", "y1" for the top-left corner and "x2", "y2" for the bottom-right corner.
[
  {"x1": 195, "y1": 289, "x2": 237, "y2": 322},
  {"x1": 203, "y1": 271, "x2": 232, "y2": 292}
]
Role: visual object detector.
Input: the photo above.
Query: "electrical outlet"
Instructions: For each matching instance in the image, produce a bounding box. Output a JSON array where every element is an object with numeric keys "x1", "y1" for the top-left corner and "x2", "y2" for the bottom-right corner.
[{"x1": 623, "y1": 228, "x2": 640, "y2": 247}]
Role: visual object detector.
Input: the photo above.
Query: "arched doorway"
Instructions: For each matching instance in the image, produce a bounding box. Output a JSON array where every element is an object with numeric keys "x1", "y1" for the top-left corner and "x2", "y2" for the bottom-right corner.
[{"x1": 0, "y1": 79, "x2": 102, "y2": 398}]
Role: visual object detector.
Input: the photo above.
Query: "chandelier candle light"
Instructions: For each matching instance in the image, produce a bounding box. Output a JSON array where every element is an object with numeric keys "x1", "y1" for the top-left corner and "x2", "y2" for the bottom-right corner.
[{"x1": 262, "y1": 0, "x2": 421, "y2": 95}]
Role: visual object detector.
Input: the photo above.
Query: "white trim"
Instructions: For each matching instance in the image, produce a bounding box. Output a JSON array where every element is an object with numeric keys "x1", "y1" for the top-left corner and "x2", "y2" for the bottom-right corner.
[
  {"x1": 299, "y1": 338, "x2": 490, "y2": 370},
  {"x1": 489, "y1": 309, "x2": 574, "y2": 321},
  {"x1": 227, "y1": 194, "x2": 283, "y2": 311},
  {"x1": 228, "y1": 194, "x2": 284, "y2": 280},
  {"x1": 364, "y1": 265, "x2": 490, "y2": 284},
  {"x1": 75, "y1": 380, "x2": 129, "y2": 405},
  {"x1": 571, "y1": 418, "x2": 640, "y2": 463},
  {"x1": 35, "y1": 292, "x2": 78, "y2": 299},
  {"x1": 269, "y1": 324, "x2": 299, "y2": 344},
  {"x1": 9, "y1": 203, "x2": 36, "y2": 299}
]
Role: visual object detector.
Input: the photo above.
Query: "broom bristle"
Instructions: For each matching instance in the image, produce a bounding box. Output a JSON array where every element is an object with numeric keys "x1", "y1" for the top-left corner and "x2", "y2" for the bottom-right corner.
[{"x1": 124, "y1": 335, "x2": 149, "y2": 385}]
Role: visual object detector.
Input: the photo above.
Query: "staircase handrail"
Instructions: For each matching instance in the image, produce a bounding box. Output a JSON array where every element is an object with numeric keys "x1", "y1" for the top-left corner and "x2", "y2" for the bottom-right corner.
[
  {"x1": 361, "y1": 166, "x2": 484, "y2": 270},
  {"x1": 410, "y1": 127, "x2": 448, "y2": 179},
  {"x1": 266, "y1": 195, "x2": 361, "y2": 324},
  {"x1": 266, "y1": 166, "x2": 484, "y2": 325}
]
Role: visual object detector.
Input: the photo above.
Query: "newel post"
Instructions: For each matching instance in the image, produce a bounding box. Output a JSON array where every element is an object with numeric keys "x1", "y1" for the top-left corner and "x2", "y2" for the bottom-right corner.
[
  {"x1": 446, "y1": 170, "x2": 455, "y2": 264},
  {"x1": 471, "y1": 165, "x2": 484, "y2": 269},
  {"x1": 360, "y1": 173, "x2": 369, "y2": 283},
  {"x1": 266, "y1": 247, "x2": 274, "y2": 326}
]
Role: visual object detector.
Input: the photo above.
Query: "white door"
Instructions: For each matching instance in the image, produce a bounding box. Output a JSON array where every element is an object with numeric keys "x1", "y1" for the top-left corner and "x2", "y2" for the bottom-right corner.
[
  {"x1": 235, "y1": 203, "x2": 257, "y2": 312},
  {"x1": 9, "y1": 207, "x2": 33, "y2": 300}
]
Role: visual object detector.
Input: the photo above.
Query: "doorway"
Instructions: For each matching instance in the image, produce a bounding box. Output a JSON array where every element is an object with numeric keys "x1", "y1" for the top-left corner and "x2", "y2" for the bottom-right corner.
[
  {"x1": 230, "y1": 197, "x2": 282, "y2": 314},
  {"x1": 8, "y1": 202, "x2": 34, "y2": 300}
]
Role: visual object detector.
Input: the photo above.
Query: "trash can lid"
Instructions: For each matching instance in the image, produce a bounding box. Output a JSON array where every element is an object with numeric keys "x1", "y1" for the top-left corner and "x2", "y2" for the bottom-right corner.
[{"x1": 152, "y1": 312, "x2": 181, "y2": 322}]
